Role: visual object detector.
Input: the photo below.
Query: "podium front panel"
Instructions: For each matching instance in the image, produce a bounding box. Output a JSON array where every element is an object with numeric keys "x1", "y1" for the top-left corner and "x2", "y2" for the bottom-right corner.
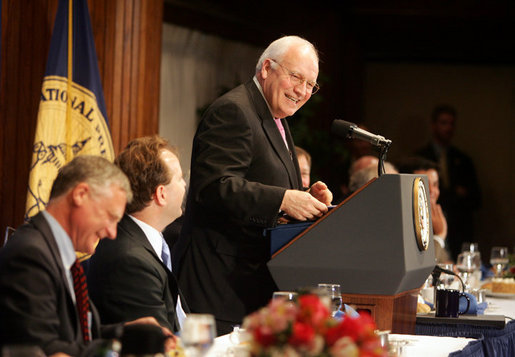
[{"x1": 268, "y1": 174, "x2": 435, "y2": 295}]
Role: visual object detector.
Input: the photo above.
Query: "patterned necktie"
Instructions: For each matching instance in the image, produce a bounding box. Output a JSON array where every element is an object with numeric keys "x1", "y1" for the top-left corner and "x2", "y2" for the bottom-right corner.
[
  {"x1": 71, "y1": 259, "x2": 91, "y2": 342},
  {"x1": 161, "y1": 237, "x2": 172, "y2": 271}
]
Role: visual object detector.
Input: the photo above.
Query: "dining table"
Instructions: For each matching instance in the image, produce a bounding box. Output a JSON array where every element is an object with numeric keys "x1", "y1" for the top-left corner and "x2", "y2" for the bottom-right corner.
[{"x1": 202, "y1": 294, "x2": 514, "y2": 356}]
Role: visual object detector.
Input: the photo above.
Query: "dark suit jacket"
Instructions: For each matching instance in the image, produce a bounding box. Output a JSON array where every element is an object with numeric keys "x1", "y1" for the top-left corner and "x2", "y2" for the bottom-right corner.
[
  {"x1": 87, "y1": 215, "x2": 188, "y2": 333},
  {"x1": 416, "y1": 142, "x2": 481, "y2": 258},
  {"x1": 0, "y1": 213, "x2": 119, "y2": 356},
  {"x1": 174, "y1": 80, "x2": 303, "y2": 331}
]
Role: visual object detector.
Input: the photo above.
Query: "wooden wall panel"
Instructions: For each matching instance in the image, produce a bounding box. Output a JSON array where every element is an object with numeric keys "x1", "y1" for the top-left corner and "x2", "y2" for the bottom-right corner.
[{"x1": 0, "y1": 0, "x2": 163, "y2": 240}]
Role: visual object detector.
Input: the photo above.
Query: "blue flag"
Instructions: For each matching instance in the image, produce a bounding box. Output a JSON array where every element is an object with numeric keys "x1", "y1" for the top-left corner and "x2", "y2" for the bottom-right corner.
[{"x1": 26, "y1": 0, "x2": 114, "y2": 219}]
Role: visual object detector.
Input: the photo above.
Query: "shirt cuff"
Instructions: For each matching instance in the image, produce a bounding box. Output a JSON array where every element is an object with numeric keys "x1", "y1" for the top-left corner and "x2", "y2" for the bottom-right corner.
[{"x1": 433, "y1": 235, "x2": 445, "y2": 248}]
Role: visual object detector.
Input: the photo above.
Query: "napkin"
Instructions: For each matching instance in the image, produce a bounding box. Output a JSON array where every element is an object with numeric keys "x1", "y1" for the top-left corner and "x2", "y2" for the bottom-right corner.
[
  {"x1": 459, "y1": 292, "x2": 487, "y2": 315},
  {"x1": 334, "y1": 304, "x2": 360, "y2": 320}
]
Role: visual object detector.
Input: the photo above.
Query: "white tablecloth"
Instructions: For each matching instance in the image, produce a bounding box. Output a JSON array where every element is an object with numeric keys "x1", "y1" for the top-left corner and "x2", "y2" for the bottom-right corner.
[
  {"x1": 205, "y1": 296, "x2": 514, "y2": 356},
  {"x1": 484, "y1": 295, "x2": 515, "y2": 320},
  {"x1": 206, "y1": 332, "x2": 475, "y2": 357}
]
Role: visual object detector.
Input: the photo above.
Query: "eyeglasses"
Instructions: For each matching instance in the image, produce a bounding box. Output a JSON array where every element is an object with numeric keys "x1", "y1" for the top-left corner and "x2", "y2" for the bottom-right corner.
[{"x1": 270, "y1": 59, "x2": 320, "y2": 94}]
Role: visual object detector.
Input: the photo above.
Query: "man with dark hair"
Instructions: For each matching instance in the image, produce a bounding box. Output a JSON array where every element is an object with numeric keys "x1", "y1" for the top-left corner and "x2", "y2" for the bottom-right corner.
[
  {"x1": 0, "y1": 156, "x2": 172, "y2": 356},
  {"x1": 87, "y1": 136, "x2": 188, "y2": 333},
  {"x1": 416, "y1": 105, "x2": 481, "y2": 260},
  {"x1": 398, "y1": 156, "x2": 452, "y2": 263}
]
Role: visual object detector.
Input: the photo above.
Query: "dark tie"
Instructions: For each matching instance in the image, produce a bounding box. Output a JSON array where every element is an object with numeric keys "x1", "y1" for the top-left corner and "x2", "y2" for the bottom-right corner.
[{"x1": 71, "y1": 259, "x2": 91, "y2": 342}]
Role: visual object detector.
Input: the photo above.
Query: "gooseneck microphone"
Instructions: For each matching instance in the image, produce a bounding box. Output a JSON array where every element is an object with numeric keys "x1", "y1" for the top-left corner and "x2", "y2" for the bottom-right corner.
[{"x1": 331, "y1": 119, "x2": 392, "y2": 148}]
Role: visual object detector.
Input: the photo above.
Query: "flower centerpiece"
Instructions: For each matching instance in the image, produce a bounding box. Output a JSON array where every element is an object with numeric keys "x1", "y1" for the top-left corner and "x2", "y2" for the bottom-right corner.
[{"x1": 242, "y1": 294, "x2": 388, "y2": 357}]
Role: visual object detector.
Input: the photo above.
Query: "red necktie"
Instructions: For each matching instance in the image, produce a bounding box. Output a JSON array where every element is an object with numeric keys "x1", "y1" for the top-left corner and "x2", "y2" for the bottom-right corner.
[{"x1": 71, "y1": 259, "x2": 91, "y2": 342}]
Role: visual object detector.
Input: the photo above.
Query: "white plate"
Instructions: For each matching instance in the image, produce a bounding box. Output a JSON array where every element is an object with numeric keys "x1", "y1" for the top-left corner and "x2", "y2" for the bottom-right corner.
[{"x1": 485, "y1": 290, "x2": 515, "y2": 298}]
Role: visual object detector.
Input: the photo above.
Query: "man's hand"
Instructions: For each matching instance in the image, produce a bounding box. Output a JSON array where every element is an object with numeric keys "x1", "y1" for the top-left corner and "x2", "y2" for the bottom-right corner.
[
  {"x1": 308, "y1": 181, "x2": 333, "y2": 206},
  {"x1": 280, "y1": 189, "x2": 328, "y2": 221},
  {"x1": 125, "y1": 316, "x2": 176, "y2": 352},
  {"x1": 431, "y1": 201, "x2": 447, "y2": 238}
]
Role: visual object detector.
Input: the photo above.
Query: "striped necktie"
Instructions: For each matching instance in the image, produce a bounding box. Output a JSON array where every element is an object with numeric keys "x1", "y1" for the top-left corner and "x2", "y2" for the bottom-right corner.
[{"x1": 71, "y1": 259, "x2": 91, "y2": 342}]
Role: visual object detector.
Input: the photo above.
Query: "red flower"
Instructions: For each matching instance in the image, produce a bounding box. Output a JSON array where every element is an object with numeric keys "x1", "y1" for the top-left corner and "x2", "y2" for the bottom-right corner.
[
  {"x1": 297, "y1": 294, "x2": 331, "y2": 331},
  {"x1": 253, "y1": 326, "x2": 277, "y2": 347},
  {"x1": 325, "y1": 322, "x2": 347, "y2": 346},
  {"x1": 288, "y1": 321, "x2": 315, "y2": 347}
]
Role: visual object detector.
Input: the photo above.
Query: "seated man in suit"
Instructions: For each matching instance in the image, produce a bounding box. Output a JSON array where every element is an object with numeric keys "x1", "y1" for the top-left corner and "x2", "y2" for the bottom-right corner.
[
  {"x1": 397, "y1": 156, "x2": 452, "y2": 264},
  {"x1": 0, "y1": 155, "x2": 174, "y2": 356},
  {"x1": 87, "y1": 135, "x2": 188, "y2": 333}
]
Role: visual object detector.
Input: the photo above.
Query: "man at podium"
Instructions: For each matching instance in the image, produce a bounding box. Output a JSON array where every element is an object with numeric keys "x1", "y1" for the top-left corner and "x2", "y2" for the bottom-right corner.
[{"x1": 174, "y1": 35, "x2": 332, "y2": 335}]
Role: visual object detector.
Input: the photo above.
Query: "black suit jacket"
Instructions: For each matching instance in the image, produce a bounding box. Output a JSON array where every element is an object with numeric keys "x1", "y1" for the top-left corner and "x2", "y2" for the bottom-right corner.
[
  {"x1": 416, "y1": 142, "x2": 481, "y2": 258},
  {"x1": 87, "y1": 215, "x2": 188, "y2": 333},
  {"x1": 0, "y1": 213, "x2": 119, "y2": 356},
  {"x1": 174, "y1": 80, "x2": 302, "y2": 331}
]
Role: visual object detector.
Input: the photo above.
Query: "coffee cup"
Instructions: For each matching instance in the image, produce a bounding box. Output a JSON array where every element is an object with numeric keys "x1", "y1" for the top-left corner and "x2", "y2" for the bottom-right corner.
[{"x1": 435, "y1": 289, "x2": 470, "y2": 317}]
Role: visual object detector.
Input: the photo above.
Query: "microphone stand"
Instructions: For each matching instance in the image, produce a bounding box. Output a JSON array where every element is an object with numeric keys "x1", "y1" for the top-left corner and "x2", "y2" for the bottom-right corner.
[
  {"x1": 377, "y1": 141, "x2": 392, "y2": 177},
  {"x1": 431, "y1": 265, "x2": 466, "y2": 292}
]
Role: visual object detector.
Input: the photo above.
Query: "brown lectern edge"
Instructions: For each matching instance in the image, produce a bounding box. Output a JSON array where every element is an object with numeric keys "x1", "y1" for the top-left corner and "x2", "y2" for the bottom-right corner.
[
  {"x1": 271, "y1": 177, "x2": 378, "y2": 259},
  {"x1": 341, "y1": 287, "x2": 419, "y2": 334}
]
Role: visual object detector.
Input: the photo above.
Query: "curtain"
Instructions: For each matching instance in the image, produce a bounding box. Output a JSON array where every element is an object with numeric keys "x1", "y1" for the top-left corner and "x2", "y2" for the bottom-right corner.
[{"x1": 159, "y1": 23, "x2": 263, "y2": 176}]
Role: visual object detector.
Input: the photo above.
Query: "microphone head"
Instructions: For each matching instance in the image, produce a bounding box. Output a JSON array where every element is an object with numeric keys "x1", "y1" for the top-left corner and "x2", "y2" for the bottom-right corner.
[{"x1": 331, "y1": 119, "x2": 357, "y2": 139}]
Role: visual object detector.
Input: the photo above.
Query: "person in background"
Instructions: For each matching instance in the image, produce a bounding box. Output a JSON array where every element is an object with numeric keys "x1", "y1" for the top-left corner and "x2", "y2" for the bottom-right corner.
[
  {"x1": 0, "y1": 156, "x2": 174, "y2": 357},
  {"x1": 174, "y1": 35, "x2": 332, "y2": 335},
  {"x1": 87, "y1": 136, "x2": 189, "y2": 333},
  {"x1": 295, "y1": 146, "x2": 312, "y2": 188},
  {"x1": 416, "y1": 104, "x2": 481, "y2": 260},
  {"x1": 397, "y1": 156, "x2": 452, "y2": 264},
  {"x1": 348, "y1": 158, "x2": 397, "y2": 193}
]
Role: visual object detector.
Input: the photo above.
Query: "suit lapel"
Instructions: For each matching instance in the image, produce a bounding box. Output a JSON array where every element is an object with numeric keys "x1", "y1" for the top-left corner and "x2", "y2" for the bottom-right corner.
[
  {"x1": 119, "y1": 215, "x2": 190, "y2": 318},
  {"x1": 31, "y1": 213, "x2": 101, "y2": 339},
  {"x1": 245, "y1": 81, "x2": 300, "y2": 189}
]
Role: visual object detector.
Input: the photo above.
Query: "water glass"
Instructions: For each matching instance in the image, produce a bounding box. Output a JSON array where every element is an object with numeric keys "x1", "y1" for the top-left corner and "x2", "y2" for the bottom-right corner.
[
  {"x1": 436, "y1": 263, "x2": 455, "y2": 288},
  {"x1": 272, "y1": 291, "x2": 298, "y2": 302},
  {"x1": 461, "y1": 242, "x2": 479, "y2": 253},
  {"x1": 181, "y1": 314, "x2": 216, "y2": 357},
  {"x1": 490, "y1": 246, "x2": 509, "y2": 277},
  {"x1": 318, "y1": 283, "x2": 342, "y2": 316},
  {"x1": 456, "y1": 252, "x2": 478, "y2": 290}
]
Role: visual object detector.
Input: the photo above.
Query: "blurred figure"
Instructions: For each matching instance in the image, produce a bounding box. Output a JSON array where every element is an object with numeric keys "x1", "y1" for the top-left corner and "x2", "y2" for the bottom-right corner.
[
  {"x1": 398, "y1": 157, "x2": 452, "y2": 264},
  {"x1": 416, "y1": 105, "x2": 481, "y2": 260},
  {"x1": 333, "y1": 125, "x2": 376, "y2": 200},
  {"x1": 295, "y1": 146, "x2": 312, "y2": 188},
  {"x1": 348, "y1": 158, "x2": 397, "y2": 193},
  {"x1": 349, "y1": 155, "x2": 379, "y2": 177}
]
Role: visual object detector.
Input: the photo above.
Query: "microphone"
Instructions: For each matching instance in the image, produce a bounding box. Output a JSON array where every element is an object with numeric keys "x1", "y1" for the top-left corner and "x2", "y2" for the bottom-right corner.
[
  {"x1": 431, "y1": 265, "x2": 466, "y2": 292},
  {"x1": 331, "y1": 120, "x2": 392, "y2": 147}
]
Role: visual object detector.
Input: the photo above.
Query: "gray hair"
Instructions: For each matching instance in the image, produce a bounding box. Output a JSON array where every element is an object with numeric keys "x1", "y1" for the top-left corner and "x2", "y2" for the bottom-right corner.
[
  {"x1": 255, "y1": 36, "x2": 319, "y2": 73},
  {"x1": 49, "y1": 155, "x2": 132, "y2": 203},
  {"x1": 348, "y1": 162, "x2": 398, "y2": 192}
]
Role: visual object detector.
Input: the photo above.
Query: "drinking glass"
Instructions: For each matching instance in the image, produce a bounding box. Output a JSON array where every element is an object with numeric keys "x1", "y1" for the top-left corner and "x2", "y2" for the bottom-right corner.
[
  {"x1": 437, "y1": 263, "x2": 455, "y2": 288},
  {"x1": 181, "y1": 314, "x2": 216, "y2": 357},
  {"x1": 461, "y1": 242, "x2": 479, "y2": 253},
  {"x1": 456, "y1": 252, "x2": 478, "y2": 290},
  {"x1": 461, "y1": 242, "x2": 482, "y2": 286},
  {"x1": 272, "y1": 291, "x2": 298, "y2": 302},
  {"x1": 490, "y1": 246, "x2": 509, "y2": 277},
  {"x1": 318, "y1": 283, "x2": 342, "y2": 316}
]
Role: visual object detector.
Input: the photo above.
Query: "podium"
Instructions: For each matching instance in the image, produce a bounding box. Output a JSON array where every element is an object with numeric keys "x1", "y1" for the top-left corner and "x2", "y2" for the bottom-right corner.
[{"x1": 267, "y1": 174, "x2": 436, "y2": 333}]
